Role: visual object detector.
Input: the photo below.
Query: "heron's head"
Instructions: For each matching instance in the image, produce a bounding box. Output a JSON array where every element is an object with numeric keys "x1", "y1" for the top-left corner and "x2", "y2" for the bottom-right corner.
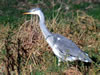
[{"x1": 24, "y1": 8, "x2": 41, "y2": 15}]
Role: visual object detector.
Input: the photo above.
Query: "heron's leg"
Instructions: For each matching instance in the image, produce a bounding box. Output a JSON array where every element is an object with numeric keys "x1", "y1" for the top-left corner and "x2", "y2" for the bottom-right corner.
[
  {"x1": 65, "y1": 58, "x2": 70, "y2": 67},
  {"x1": 58, "y1": 58, "x2": 61, "y2": 66}
]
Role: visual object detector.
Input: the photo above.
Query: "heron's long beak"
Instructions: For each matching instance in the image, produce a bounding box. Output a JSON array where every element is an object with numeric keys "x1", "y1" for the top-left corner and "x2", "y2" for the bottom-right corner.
[{"x1": 23, "y1": 12, "x2": 32, "y2": 15}]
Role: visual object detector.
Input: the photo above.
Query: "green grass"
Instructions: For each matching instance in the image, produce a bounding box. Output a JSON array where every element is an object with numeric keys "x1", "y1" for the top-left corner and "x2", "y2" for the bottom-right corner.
[
  {"x1": 71, "y1": 2, "x2": 100, "y2": 21},
  {"x1": 0, "y1": 0, "x2": 25, "y2": 29},
  {"x1": 87, "y1": 7, "x2": 100, "y2": 20}
]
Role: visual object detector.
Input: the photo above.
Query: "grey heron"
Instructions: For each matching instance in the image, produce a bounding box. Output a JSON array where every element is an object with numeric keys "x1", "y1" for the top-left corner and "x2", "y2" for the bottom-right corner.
[{"x1": 24, "y1": 8, "x2": 92, "y2": 66}]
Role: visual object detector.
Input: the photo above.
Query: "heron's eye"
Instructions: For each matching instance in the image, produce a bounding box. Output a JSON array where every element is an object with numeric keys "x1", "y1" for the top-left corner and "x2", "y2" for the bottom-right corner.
[
  {"x1": 30, "y1": 9, "x2": 35, "y2": 12},
  {"x1": 32, "y1": 10, "x2": 35, "y2": 12}
]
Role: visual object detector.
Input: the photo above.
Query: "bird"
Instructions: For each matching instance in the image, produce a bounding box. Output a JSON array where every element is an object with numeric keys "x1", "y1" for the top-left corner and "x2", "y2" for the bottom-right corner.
[{"x1": 24, "y1": 8, "x2": 92, "y2": 66}]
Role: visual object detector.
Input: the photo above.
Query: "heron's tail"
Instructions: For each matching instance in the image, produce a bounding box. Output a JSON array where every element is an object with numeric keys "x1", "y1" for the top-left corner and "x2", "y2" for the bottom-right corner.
[
  {"x1": 79, "y1": 52, "x2": 92, "y2": 63},
  {"x1": 83, "y1": 56, "x2": 92, "y2": 63}
]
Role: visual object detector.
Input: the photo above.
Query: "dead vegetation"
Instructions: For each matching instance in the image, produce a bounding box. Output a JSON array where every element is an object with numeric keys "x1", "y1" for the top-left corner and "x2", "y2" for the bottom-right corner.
[{"x1": 0, "y1": 10, "x2": 100, "y2": 75}]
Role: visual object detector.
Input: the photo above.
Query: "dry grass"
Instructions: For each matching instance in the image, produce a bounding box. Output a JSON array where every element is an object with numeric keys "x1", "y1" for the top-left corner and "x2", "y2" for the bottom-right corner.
[
  {"x1": 0, "y1": 10, "x2": 100, "y2": 75},
  {"x1": 63, "y1": 66, "x2": 82, "y2": 75}
]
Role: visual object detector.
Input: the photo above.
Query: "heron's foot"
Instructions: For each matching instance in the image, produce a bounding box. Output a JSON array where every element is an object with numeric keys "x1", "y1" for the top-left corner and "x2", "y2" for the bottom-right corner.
[
  {"x1": 58, "y1": 62, "x2": 60, "y2": 66},
  {"x1": 58, "y1": 59, "x2": 61, "y2": 66}
]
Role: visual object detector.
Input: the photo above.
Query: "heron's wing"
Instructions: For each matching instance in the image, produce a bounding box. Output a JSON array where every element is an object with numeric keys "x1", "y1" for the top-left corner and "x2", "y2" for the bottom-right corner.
[{"x1": 52, "y1": 34, "x2": 86, "y2": 58}]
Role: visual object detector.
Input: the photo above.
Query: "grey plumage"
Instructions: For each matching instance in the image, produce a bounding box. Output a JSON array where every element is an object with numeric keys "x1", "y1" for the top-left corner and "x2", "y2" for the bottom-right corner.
[
  {"x1": 24, "y1": 8, "x2": 92, "y2": 66},
  {"x1": 47, "y1": 34, "x2": 92, "y2": 62}
]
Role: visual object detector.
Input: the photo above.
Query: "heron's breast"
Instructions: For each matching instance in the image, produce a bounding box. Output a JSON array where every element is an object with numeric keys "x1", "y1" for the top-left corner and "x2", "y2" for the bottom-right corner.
[
  {"x1": 46, "y1": 37, "x2": 54, "y2": 48},
  {"x1": 52, "y1": 44, "x2": 62, "y2": 58}
]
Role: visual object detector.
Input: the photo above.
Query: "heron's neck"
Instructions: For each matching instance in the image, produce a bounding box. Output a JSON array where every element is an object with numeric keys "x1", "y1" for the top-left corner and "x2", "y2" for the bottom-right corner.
[{"x1": 38, "y1": 11, "x2": 52, "y2": 39}]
